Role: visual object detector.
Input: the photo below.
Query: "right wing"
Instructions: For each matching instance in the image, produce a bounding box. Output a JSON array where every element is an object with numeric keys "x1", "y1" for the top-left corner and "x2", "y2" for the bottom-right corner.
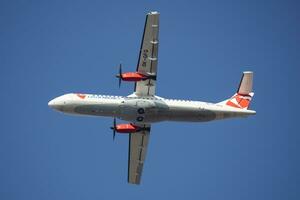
[
  {"x1": 134, "y1": 11, "x2": 159, "y2": 97},
  {"x1": 127, "y1": 125, "x2": 151, "y2": 184}
]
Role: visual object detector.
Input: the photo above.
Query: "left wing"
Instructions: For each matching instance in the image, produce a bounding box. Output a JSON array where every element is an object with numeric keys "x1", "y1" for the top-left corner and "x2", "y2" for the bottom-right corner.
[
  {"x1": 127, "y1": 125, "x2": 151, "y2": 184},
  {"x1": 134, "y1": 11, "x2": 159, "y2": 97}
]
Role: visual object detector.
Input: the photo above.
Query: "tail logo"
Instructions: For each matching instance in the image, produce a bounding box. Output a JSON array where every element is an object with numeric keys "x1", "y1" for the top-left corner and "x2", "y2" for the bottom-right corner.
[{"x1": 226, "y1": 94, "x2": 252, "y2": 109}]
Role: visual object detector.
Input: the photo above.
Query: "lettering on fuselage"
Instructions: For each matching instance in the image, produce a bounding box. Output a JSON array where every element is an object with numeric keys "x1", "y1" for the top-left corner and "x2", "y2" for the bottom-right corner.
[{"x1": 87, "y1": 95, "x2": 123, "y2": 99}]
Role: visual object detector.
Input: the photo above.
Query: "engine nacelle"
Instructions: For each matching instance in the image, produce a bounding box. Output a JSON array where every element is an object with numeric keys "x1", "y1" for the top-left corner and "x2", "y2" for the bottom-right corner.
[
  {"x1": 114, "y1": 123, "x2": 150, "y2": 133},
  {"x1": 121, "y1": 72, "x2": 148, "y2": 82},
  {"x1": 116, "y1": 72, "x2": 156, "y2": 82}
]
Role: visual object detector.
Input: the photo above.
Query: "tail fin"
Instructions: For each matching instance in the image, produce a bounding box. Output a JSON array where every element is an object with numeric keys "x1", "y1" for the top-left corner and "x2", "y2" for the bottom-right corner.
[{"x1": 218, "y1": 71, "x2": 254, "y2": 109}]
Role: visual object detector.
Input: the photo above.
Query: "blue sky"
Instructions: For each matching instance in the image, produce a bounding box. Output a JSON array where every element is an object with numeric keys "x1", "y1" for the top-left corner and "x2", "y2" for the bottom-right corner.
[{"x1": 1, "y1": 0, "x2": 299, "y2": 199}]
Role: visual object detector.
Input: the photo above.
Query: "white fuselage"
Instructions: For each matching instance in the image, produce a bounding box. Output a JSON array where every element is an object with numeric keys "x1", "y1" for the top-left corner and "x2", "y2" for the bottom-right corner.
[{"x1": 48, "y1": 93, "x2": 255, "y2": 124}]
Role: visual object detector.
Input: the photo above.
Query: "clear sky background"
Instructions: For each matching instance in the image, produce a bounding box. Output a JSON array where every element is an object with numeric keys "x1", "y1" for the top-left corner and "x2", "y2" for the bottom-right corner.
[{"x1": 1, "y1": 0, "x2": 299, "y2": 199}]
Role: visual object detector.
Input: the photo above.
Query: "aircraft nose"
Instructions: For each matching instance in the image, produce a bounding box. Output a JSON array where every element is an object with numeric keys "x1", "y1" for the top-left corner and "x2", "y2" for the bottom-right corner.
[
  {"x1": 48, "y1": 94, "x2": 71, "y2": 112},
  {"x1": 48, "y1": 99, "x2": 58, "y2": 109},
  {"x1": 48, "y1": 99, "x2": 55, "y2": 107},
  {"x1": 48, "y1": 98, "x2": 63, "y2": 111}
]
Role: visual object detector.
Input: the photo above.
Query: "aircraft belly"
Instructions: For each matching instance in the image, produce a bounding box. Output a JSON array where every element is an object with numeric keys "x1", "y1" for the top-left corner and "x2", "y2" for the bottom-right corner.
[
  {"x1": 165, "y1": 105, "x2": 217, "y2": 122},
  {"x1": 117, "y1": 100, "x2": 220, "y2": 123},
  {"x1": 118, "y1": 99, "x2": 169, "y2": 123},
  {"x1": 71, "y1": 100, "x2": 245, "y2": 123},
  {"x1": 74, "y1": 104, "x2": 119, "y2": 117}
]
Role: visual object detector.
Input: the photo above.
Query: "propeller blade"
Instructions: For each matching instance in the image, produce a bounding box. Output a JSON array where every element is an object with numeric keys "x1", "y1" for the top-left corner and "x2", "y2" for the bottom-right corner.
[
  {"x1": 113, "y1": 117, "x2": 116, "y2": 127},
  {"x1": 119, "y1": 63, "x2": 122, "y2": 75},
  {"x1": 113, "y1": 118, "x2": 117, "y2": 141},
  {"x1": 118, "y1": 77, "x2": 122, "y2": 88},
  {"x1": 118, "y1": 63, "x2": 122, "y2": 88}
]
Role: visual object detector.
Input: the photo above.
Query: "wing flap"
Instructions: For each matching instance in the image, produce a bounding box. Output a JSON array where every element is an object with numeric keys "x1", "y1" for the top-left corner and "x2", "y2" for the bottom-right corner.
[{"x1": 128, "y1": 126, "x2": 151, "y2": 184}]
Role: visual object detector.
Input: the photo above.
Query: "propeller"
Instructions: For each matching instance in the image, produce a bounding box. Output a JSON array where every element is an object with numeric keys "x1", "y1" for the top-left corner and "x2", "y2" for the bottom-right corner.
[
  {"x1": 110, "y1": 118, "x2": 117, "y2": 141},
  {"x1": 115, "y1": 63, "x2": 123, "y2": 88}
]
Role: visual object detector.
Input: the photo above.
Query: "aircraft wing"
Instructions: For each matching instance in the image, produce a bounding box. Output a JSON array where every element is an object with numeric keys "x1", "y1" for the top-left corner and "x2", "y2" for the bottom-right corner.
[
  {"x1": 127, "y1": 125, "x2": 151, "y2": 184},
  {"x1": 134, "y1": 11, "x2": 159, "y2": 97}
]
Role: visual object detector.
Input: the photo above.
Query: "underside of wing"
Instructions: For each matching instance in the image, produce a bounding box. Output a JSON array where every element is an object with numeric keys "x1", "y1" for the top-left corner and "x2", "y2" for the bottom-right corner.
[
  {"x1": 127, "y1": 125, "x2": 151, "y2": 184},
  {"x1": 134, "y1": 11, "x2": 159, "y2": 97}
]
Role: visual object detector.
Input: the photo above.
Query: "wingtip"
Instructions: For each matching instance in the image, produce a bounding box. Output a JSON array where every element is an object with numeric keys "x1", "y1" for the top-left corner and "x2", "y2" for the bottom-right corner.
[{"x1": 148, "y1": 11, "x2": 159, "y2": 15}]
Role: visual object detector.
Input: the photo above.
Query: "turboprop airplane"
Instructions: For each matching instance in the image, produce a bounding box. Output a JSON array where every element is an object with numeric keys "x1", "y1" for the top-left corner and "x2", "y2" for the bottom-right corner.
[{"x1": 48, "y1": 11, "x2": 256, "y2": 185}]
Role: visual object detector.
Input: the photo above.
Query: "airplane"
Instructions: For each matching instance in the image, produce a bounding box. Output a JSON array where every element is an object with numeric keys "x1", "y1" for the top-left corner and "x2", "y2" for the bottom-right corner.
[{"x1": 48, "y1": 11, "x2": 256, "y2": 185}]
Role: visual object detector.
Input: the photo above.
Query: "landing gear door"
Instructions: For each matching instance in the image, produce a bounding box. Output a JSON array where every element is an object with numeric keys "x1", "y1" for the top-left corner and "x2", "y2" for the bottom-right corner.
[
  {"x1": 137, "y1": 100, "x2": 157, "y2": 117},
  {"x1": 136, "y1": 100, "x2": 148, "y2": 110}
]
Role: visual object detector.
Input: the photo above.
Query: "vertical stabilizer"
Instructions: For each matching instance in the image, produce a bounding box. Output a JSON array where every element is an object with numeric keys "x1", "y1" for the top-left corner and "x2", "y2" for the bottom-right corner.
[
  {"x1": 218, "y1": 71, "x2": 254, "y2": 110},
  {"x1": 237, "y1": 71, "x2": 253, "y2": 95}
]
